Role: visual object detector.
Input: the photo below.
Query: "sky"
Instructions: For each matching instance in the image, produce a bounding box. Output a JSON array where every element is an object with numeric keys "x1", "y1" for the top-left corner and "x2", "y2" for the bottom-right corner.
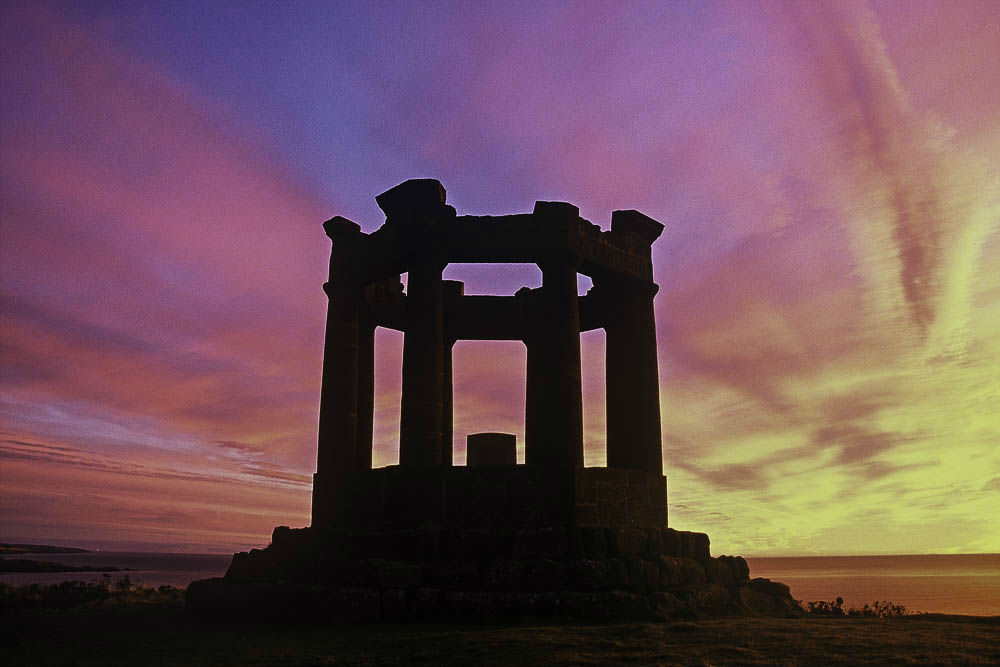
[{"x1": 1, "y1": 0, "x2": 997, "y2": 555}]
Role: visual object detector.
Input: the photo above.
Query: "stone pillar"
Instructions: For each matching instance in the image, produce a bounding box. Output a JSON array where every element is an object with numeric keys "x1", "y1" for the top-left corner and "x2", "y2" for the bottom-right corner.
[
  {"x1": 399, "y1": 260, "x2": 446, "y2": 467},
  {"x1": 605, "y1": 279, "x2": 662, "y2": 475},
  {"x1": 314, "y1": 217, "x2": 366, "y2": 527},
  {"x1": 441, "y1": 281, "x2": 464, "y2": 467},
  {"x1": 524, "y1": 252, "x2": 584, "y2": 467},
  {"x1": 605, "y1": 209, "x2": 665, "y2": 476},
  {"x1": 356, "y1": 311, "x2": 375, "y2": 471}
]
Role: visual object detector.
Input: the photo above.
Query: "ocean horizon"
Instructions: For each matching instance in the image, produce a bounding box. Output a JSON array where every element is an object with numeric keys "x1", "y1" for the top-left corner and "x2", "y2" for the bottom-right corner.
[{"x1": 3, "y1": 551, "x2": 997, "y2": 617}]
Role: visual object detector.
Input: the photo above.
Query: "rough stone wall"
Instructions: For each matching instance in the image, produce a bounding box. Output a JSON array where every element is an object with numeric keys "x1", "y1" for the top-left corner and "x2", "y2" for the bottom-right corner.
[
  {"x1": 344, "y1": 466, "x2": 666, "y2": 532},
  {"x1": 186, "y1": 525, "x2": 799, "y2": 622}
]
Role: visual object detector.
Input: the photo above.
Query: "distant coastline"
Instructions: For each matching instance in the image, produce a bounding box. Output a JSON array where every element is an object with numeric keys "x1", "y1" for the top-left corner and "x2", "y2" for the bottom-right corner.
[
  {"x1": 0, "y1": 543, "x2": 129, "y2": 574},
  {"x1": 0, "y1": 542, "x2": 90, "y2": 555}
]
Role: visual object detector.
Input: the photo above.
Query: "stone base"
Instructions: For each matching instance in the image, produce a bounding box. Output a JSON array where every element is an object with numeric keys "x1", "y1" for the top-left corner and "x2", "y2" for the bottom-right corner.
[
  {"x1": 185, "y1": 525, "x2": 801, "y2": 622},
  {"x1": 314, "y1": 465, "x2": 668, "y2": 532}
]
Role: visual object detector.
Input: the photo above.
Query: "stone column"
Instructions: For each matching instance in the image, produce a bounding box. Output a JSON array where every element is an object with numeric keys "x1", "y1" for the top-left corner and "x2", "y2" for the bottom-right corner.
[
  {"x1": 605, "y1": 279, "x2": 662, "y2": 475},
  {"x1": 399, "y1": 260, "x2": 446, "y2": 467},
  {"x1": 441, "y1": 281, "x2": 464, "y2": 467},
  {"x1": 314, "y1": 217, "x2": 365, "y2": 527},
  {"x1": 356, "y1": 311, "x2": 375, "y2": 471},
  {"x1": 525, "y1": 254, "x2": 584, "y2": 469},
  {"x1": 605, "y1": 209, "x2": 665, "y2": 476}
]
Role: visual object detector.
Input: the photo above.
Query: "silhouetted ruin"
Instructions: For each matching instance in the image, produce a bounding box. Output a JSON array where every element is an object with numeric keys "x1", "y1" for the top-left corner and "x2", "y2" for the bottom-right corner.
[
  {"x1": 186, "y1": 180, "x2": 799, "y2": 622},
  {"x1": 314, "y1": 178, "x2": 666, "y2": 534}
]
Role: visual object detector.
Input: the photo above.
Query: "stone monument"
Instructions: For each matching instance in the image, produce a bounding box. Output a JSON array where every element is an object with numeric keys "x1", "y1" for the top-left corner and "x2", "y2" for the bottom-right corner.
[{"x1": 186, "y1": 180, "x2": 799, "y2": 622}]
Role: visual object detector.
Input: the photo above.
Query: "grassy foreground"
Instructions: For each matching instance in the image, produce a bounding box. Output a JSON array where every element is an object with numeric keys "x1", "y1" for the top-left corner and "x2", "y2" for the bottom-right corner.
[{"x1": 2, "y1": 597, "x2": 997, "y2": 667}]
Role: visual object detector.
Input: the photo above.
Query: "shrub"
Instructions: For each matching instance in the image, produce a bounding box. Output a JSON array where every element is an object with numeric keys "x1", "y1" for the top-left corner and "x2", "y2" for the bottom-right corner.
[
  {"x1": 802, "y1": 597, "x2": 913, "y2": 617},
  {"x1": 0, "y1": 575, "x2": 184, "y2": 612}
]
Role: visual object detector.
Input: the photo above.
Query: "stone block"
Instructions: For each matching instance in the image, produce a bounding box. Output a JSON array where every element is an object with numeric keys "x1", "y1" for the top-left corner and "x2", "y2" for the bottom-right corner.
[
  {"x1": 516, "y1": 591, "x2": 561, "y2": 618},
  {"x1": 481, "y1": 560, "x2": 522, "y2": 592},
  {"x1": 607, "y1": 558, "x2": 630, "y2": 589},
  {"x1": 651, "y1": 591, "x2": 686, "y2": 619},
  {"x1": 460, "y1": 528, "x2": 513, "y2": 561},
  {"x1": 747, "y1": 577, "x2": 791, "y2": 598},
  {"x1": 532, "y1": 200, "x2": 579, "y2": 222},
  {"x1": 645, "y1": 528, "x2": 664, "y2": 555},
  {"x1": 606, "y1": 528, "x2": 646, "y2": 557},
  {"x1": 570, "y1": 559, "x2": 612, "y2": 592},
  {"x1": 611, "y1": 209, "x2": 664, "y2": 244},
  {"x1": 561, "y1": 591, "x2": 654, "y2": 621},
  {"x1": 679, "y1": 531, "x2": 711, "y2": 563},
  {"x1": 429, "y1": 562, "x2": 481, "y2": 590},
  {"x1": 369, "y1": 559, "x2": 423, "y2": 589},
  {"x1": 580, "y1": 526, "x2": 607, "y2": 558},
  {"x1": 327, "y1": 587, "x2": 381, "y2": 624},
  {"x1": 718, "y1": 555, "x2": 750, "y2": 582},
  {"x1": 410, "y1": 587, "x2": 443, "y2": 619},
  {"x1": 521, "y1": 559, "x2": 568, "y2": 593},
  {"x1": 443, "y1": 590, "x2": 494, "y2": 618},
  {"x1": 705, "y1": 558, "x2": 735, "y2": 586},
  {"x1": 657, "y1": 555, "x2": 706, "y2": 588},
  {"x1": 376, "y1": 179, "x2": 446, "y2": 218},
  {"x1": 574, "y1": 473, "x2": 598, "y2": 505},
  {"x1": 685, "y1": 583, "x2": 733, "y2": 614},
  {"x1": 738, "y1": 586, "x2": 777, "y2": 614},
  {"x1": 661, "y1": 528, "x2": 681, "y2": 556},
  {"x1": 625, "y1": 556, "x2": 648, "y2": 593},
  {"x1": 380, "y1": 588, "x2": 409, "y2": 621},
  {"x1": 513, "y1": 527, "x2": 568, "y2": 560}
]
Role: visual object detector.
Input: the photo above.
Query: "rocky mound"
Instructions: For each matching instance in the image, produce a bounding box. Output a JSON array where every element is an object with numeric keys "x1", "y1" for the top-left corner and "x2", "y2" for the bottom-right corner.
[{"x1": 186, "y1": 525, "x2": 799, "y2": 623}]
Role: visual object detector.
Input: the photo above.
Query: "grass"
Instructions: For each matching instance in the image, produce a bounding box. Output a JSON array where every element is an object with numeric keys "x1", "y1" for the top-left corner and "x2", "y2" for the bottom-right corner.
[{"x1": 1, "y1": 580, "x2": 997, "y2": 666}]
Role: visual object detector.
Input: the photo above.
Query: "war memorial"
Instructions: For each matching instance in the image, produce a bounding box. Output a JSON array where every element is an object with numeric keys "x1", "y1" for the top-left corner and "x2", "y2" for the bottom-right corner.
[{"x1": 186, "y1": 179, "x2": 798, "y2": 621}]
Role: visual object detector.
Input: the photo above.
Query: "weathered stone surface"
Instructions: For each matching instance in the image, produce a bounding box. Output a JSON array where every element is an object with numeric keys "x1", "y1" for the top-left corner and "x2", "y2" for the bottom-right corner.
[
  {"x1": 680, "y1": 584, "x2": 734, "y2": 614},
  {"x1": 657, "y1": 555, "x2": 707, "y2": 587},
  {"x1": 716, "y1": 555, "x2": 750, "y2": 582},
  {"x1": 327, "y1": 587, "x2": 381, "y2": 623},
  {"x1": 739, "y1": 586, "x2": 777, "y2": 614},
  {"x1": 429, "y1": 562, "x2": 481, "y2": 590},
  {"x1": 679, "y1": 531, "x2": 711, "y2": 564},
  {"x1": 747, "y1": 577, "x2": 791, "y2": 598},
  {"x1": 380, "y1": 588, "x2": 409, "y2": 620},
  {"x1": 570, "y1": 559, "x2": 613, "y2": 592},
  {"x1": 705, "y1": 558, "x2": 735, "y2": 586},
  {"x1": 662, "y1": 528, "x2": 682, "y2": 556},
  {"x1": 521, "y1": 558, "x2": 568, "y2": 592},
  {"x1": 410, "y1": 587, "x2": 443, "y2": 619},
  {"x1": 513, "y1": 527, "x2": 568, "y2": 560},
  {"x1": 625, "y1": 556, "x2": 648, "y2": 592},
  {"x1": 560, "y1": 591, "x2": 654, "y2": 621},
  {"x1": 375, "y1": 178, "x2": 447, "y2": 219},
  {"x1": 481, "y1": 560, "x2": 522, "y2": 592}
]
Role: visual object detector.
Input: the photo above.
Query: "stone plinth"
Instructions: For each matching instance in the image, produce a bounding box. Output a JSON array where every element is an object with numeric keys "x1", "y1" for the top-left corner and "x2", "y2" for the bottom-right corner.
[{"x1": 342, "y1": 465, "x2": 666, "y2": 533}]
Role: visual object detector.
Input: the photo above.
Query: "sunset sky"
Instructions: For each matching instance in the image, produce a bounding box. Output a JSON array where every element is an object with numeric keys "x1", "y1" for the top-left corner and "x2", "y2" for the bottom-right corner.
[{"x1": 2, "y1": 1, "x2": 997, "y2": 555}]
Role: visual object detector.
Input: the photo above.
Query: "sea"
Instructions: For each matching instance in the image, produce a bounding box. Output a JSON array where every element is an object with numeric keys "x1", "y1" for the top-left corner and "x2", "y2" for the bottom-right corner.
[{"x1": 2, "y1": 552, "x2": 997, "y2": 616}]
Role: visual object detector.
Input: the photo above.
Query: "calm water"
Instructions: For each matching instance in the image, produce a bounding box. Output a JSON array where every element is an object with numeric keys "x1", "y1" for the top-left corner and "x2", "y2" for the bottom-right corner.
[
  {"x1": 3, "y1": 552, "x2": 997, "y2": 616},
  {"x1": 0, "y1": 552, "x2": 232, "y2": 589},
  {"x1": 748, "y1": 554, "x2": 1000, "y2": 616}
]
